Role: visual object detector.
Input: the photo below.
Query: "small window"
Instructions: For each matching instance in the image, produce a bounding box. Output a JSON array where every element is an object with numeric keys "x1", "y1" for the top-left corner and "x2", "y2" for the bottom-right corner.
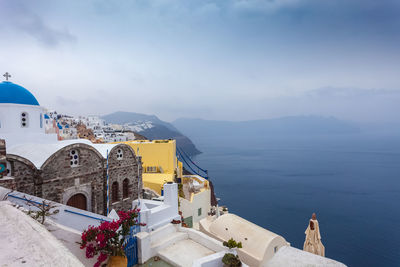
[
  {"x1": 40, "y1": 113, "x2": 43, "y2": 128},
  {"x1": 117, "y1": 149, "x2": 123, "y2": 160},
  {"x1": 112, "y1": 181, "x2": 119, "y2": 203},
  {"x1": 146, "y1": 166, "x2": 157, "y2": 173},
  {"x1": 21, "y1": 112, "x2": 29, "y2": 128},
  {"x1": 274, "y1": 246, "x2": 278, "y2": 253},
  {"x1": 69, "y1": 150, "x2": 79, "y2": 167},
  {"x1": 198, "y1": 208, "x2": 202, "y2": 216},
  {"x1": 123, "y1": 178, "x2": 129, "y2": 199}
]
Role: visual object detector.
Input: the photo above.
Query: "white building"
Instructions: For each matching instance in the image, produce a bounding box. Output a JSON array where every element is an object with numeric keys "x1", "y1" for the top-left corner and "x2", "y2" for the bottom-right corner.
[{"x1": 0, "y1": 80, "x2": 57, "y2": 147}]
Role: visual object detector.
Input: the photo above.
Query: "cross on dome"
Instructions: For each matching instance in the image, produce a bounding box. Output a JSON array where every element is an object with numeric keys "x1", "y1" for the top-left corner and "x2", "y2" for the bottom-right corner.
[{"x1": 3, "y1": 72, "x2": 11, "y2": 81}]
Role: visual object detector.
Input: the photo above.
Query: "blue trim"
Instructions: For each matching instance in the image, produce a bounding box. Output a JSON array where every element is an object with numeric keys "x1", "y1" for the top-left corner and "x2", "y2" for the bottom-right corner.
[
  {"x1": 64, "y1": 209, "x2": 109, "y2": 221},
  {"x1": 8, "y1": 194, "x2": 108, "y2": 222},
  {"x1": 8, "y1": 194, "x2": 49, "y2": 206}
]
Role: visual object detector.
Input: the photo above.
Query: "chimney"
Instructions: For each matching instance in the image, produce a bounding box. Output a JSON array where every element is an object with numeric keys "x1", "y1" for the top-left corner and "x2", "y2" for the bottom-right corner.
[{"x1": 163, "y1": 182, "x2": 178, "y2": 210}]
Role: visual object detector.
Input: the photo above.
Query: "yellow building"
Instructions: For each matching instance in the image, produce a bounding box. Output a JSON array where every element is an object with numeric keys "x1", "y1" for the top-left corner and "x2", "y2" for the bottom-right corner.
[
  {"x1": 115, "y1": 139, "x2": 212, "y2": 228},
  {"x1": 115, "y1": 140, "x2": 183, "y2": 194}
]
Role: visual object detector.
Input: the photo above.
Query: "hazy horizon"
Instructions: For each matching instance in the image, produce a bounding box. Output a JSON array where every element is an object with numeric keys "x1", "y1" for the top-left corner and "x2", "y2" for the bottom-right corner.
[{"x1": 1, "y1": 0, "x2": 399, "y2": 123}]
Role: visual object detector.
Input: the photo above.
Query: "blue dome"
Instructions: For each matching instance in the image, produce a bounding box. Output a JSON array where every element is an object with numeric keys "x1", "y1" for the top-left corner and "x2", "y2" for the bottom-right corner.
[{"x1": 0, "y1": 81, "x2": 39, "y2": 106}]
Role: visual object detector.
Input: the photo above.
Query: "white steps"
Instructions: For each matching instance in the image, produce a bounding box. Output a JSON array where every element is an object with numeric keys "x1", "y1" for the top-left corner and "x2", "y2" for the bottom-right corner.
[
  {"x1": 158, "y1": 239, "x2": 215, "y2": 267},
  {"x1": 151, "y1": 231, "x2": 188, "y2": 253}
]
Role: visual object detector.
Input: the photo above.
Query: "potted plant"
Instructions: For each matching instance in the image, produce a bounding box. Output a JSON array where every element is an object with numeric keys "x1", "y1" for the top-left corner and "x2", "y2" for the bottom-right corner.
[
  {"x1": 222, "y1": 238, "x2": 243, "y2": 267},
  {"x1": 79, "y1": 208, "x2": 145, "y2": 267}
]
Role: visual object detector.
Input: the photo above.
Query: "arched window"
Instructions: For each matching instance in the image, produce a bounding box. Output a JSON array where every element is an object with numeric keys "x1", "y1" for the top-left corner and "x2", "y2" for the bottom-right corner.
[
  {"x1": 112, "y1": 181, "x2": 119, "y2": 203},
  {"x1": 123, "y1": 179, "x2": 129, "y2": 199},
  {"x1": 21, "y1": 112, "x2": 29, "y2": 128},
  {"x1": 70, "y1": 149, "x2": 79, "y2": 167}
]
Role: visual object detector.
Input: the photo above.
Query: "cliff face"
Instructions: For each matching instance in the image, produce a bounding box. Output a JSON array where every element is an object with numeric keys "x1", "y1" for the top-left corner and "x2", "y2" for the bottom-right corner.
[{"x1": 102, "y1": 111, "x2": 201, "y2": 156}]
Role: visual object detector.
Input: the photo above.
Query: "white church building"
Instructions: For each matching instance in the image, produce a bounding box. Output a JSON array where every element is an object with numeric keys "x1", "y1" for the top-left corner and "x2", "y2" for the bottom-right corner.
[
  {"x1": 0, "y1": 76, "x2": 57, "y2": 147},
  {"x1": 0, "y1": 75, "x2": 143, "y2": 215}
]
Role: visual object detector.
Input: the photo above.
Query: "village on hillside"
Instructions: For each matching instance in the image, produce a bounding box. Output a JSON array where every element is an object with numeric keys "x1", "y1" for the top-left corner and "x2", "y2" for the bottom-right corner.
[{"x1": 0, "y1": 77, "x2": 345, "y2": 266}]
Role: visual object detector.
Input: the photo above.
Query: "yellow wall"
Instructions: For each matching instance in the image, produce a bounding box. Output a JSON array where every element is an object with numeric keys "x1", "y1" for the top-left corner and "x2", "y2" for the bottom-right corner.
[
  {"x1": 143, "y1": 173, "x2": 175, "y2": 194},
  {"x1": 117, "y1": 140, "x2": 177, "y2": 174},
  {"x1": 115, "y1": 140, "x2": 179, "y2": 194}
]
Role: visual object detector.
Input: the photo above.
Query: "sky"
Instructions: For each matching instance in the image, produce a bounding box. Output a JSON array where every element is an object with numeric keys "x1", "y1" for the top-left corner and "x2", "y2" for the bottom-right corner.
[{"x1": 1, "y1": 0, "x2": 400, "y2": 123}]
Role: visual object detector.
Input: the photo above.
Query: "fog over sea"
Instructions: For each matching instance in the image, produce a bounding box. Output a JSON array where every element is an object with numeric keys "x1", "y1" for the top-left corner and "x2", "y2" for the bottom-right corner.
[{"x1": 191, "y1": 133, "x2": 400, "y2": 267}]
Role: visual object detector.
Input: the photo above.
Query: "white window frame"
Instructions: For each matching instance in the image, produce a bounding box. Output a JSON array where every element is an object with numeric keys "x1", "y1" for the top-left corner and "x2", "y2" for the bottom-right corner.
[
  {"x1": 70, "y1": 150, "x2": 79, "y2": 167},
  {"x1": 116, "y1": 149, "x2": 123, "y2": 160}
]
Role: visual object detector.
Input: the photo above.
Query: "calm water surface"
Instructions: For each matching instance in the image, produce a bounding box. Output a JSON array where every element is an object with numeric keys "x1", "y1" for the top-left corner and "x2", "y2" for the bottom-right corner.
[{"x1": 192, "y1": 134, "x2": 400, "y2": 267}]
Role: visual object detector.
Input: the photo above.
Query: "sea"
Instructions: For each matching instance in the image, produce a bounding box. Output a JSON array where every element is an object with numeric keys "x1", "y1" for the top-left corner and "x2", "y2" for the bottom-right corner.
[{"x1": 191, "y1": 133, "x2": 400, "y2": 267}]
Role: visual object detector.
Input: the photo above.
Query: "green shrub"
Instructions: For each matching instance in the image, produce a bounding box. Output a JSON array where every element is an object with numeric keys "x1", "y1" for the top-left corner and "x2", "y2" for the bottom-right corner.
[
  {"x1": 222, "y1": 253, "x2": 242, "y2": 267},
  {"x1": 223, "y1": 238, "x2": 243, "y2": 249}
]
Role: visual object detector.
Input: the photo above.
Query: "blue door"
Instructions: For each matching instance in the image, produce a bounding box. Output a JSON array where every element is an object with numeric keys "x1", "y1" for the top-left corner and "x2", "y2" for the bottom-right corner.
[{"x1": 123, "y1": 225, "x2": 139, "y2": 267}]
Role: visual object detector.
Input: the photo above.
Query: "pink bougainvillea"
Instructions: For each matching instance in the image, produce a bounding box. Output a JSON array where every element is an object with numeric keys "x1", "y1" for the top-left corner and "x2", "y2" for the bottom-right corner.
[{"x1": 79, "y1": 208, "x2": 144, "y2": 267}]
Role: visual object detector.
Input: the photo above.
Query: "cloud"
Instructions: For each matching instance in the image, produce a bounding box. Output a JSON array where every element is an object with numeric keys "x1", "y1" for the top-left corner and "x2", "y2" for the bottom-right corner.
[
  {"x1": 230, "y1": 0, "x2": 301, "y2": 14},
  {"x1": 0, "y1": 1, "x2": 76, "y2": 47},
  {"x1": 1, "y1": 0, "x2": 400, "y2": 123},
  {"x1": 306, "y1": 87, "x2": 400, "y2": 98}
]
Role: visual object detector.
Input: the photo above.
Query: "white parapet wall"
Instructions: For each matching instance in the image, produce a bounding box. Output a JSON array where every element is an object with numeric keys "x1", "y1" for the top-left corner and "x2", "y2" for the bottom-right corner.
[
  {"x1": 133, "y1": 182, "x2": 180, "y2": 232},
  {"x1": 200, "y1": 213, "x2": 289, "y2": 267},
  {"x1": 0, "y1": 186, "x2": 110, "y2": 232},
  {"x1": 0, "y1": 201, "x2": 84, "y2": 267},
  {"x1": 265, "y1": 246, "x2": 347, "y2": 267},
  {"x1": 136, "y1": 223, "x2": 228, "y2": 265},
  {"x1": 193, "y1": 251, "x2": 250, "y2": 267}
]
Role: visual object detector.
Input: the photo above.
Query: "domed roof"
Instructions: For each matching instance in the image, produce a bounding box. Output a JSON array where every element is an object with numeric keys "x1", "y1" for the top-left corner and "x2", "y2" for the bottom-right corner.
[{"x1": 0, "y1": 81, "x2": 39, "y2": 106}]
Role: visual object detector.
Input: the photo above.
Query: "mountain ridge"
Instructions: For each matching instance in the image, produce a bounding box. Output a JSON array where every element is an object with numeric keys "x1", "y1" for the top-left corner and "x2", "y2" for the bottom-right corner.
[{"x1": 101, "y1": 111, "x2": 201, "y2": 156}]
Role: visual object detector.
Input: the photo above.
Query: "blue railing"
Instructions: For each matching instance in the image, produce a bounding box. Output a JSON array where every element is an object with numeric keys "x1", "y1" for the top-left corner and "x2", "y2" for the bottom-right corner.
[
  {"x1": 176, "y1": 147, "x2": 208, "y2": 179},
  {"x1": 7, "y1": 194, "x2": 49, "y2": 206},
  {"x1": 64, "y1": 209, "x2": 109, "y2": 222}
]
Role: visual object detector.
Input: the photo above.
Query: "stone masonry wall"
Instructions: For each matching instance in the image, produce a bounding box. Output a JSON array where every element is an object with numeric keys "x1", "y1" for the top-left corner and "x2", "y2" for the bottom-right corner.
[
  {"x1": 108, "y1": 145, "x2": 142, "y2": 212},
  {"x1": 9, "y1": 159, "x2": 37, "y2": 195},
  {"x1": 1, "y1": 142, "x2": 143, "y2": 216},
  {"x1": 40, "y1": 144, "x2": 104, "y2": 213}
]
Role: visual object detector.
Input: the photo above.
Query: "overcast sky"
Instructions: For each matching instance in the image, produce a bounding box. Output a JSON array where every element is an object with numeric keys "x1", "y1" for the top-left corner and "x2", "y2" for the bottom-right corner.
[{"x1": 1, "y1": 0, "x2": 399, "y2": 122}]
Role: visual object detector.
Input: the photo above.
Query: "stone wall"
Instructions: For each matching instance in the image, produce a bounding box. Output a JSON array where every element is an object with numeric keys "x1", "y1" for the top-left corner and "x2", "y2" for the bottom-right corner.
[
  {"x1": 41, "y1": 143, "x2": 104, "y2": 213},
  {"x1": 1, "y1": 153, "x2": 38, "y2": 195},
  {"x1": 108, "y1": 145, "x2": 142, "y2": 212},
  {"x1": 0, "y1": 142, "x2": 143, "y2": 215},
  {"x1": 0, "y1": 178, "x2": 16, "y2": 191},
  {"x1": 9, "y1": 159, "x2": 37, "y2": 195}
]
